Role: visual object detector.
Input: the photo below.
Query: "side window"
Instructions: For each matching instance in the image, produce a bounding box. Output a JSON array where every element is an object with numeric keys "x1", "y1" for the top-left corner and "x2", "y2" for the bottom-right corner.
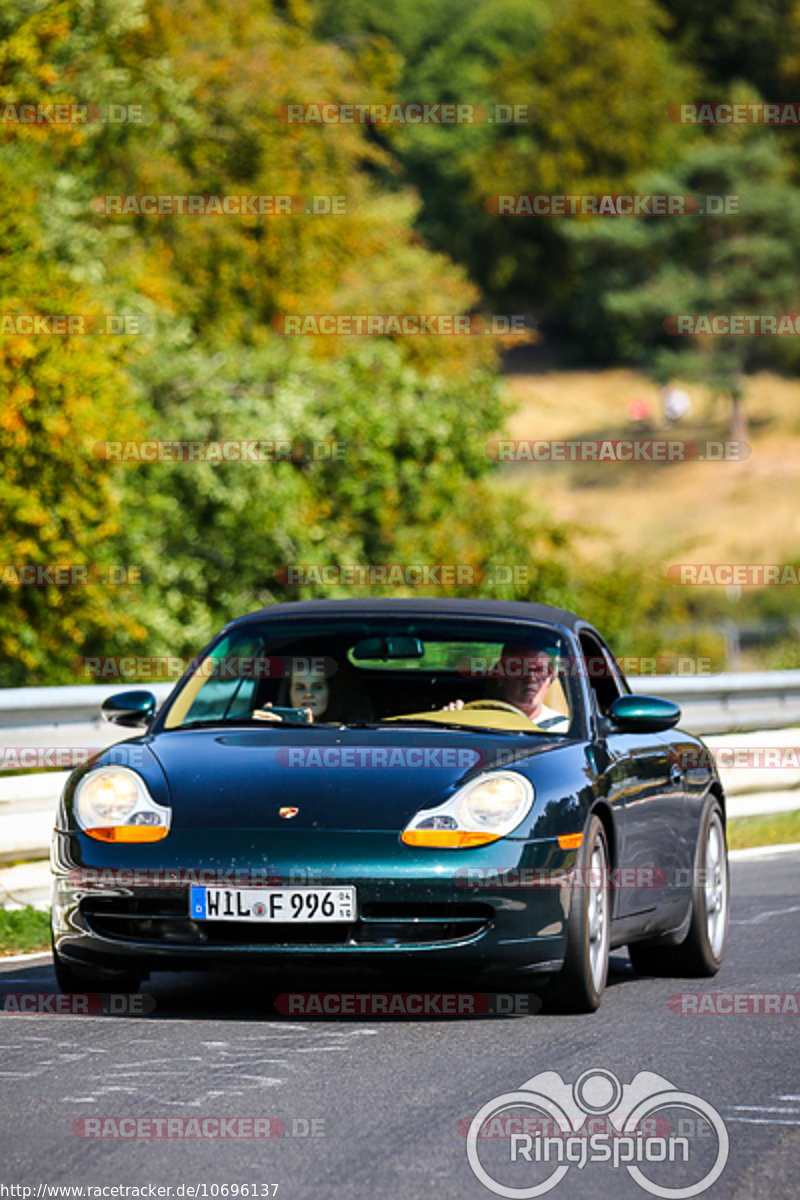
[
  {"x1": 579, "y1": 633, "x2": 623, "y2": 717},
  {"x1": 184, "y1": 675, "x2": 258, "y2": 723}
]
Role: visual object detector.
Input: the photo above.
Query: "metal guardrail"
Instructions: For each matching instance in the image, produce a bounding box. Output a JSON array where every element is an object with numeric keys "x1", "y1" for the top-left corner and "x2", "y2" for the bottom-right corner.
[
  {"x1": 0, "y1": 682, "x2": 174, "y2": 727},
  {"x1": 628, "y1": 671, "x2": 800, "y2": 734},
  {"x1": 629, "y1": 670, "x2": 800, "y2": 698}
]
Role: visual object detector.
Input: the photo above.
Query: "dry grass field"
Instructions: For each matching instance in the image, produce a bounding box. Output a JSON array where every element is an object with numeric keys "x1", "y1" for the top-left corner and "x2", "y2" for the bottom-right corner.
[{"x1": 502, "y1": 368, "x2": 800, "y2": 569}]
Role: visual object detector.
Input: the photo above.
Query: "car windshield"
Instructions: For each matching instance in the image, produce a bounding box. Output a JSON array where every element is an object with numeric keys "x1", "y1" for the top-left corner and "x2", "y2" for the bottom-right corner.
[{"x1": 162, "y1": 616, "x2": 582, "y2": 736}]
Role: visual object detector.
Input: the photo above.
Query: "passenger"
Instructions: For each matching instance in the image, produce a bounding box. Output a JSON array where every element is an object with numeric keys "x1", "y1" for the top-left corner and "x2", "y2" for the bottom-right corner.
[
  {"x1": 288, "y1": 659, "x2": 330, "y2": 719},
  {"x1": 253, "y1": 659, "x2": 330, "y2": 723}
]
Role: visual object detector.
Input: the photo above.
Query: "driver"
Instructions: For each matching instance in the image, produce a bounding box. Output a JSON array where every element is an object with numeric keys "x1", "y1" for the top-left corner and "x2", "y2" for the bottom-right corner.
[{"x1": 445, "y1": 644, "x2": 569, "y2": 731}]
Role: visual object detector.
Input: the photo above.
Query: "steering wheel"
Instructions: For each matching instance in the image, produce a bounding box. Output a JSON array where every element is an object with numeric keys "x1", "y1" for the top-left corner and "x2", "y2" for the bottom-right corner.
[{"x1": 461, "y1": 699, "x2": 523, "y2": 714}]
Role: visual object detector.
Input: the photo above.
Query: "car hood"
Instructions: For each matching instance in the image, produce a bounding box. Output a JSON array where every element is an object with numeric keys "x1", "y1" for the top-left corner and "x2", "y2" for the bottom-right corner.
[{"x1": 147, "y1": 726, "x2": 564, "y2": 832}]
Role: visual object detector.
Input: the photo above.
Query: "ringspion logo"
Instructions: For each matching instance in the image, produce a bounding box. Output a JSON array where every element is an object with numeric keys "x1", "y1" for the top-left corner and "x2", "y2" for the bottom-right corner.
[{"x1": 466, "y1": 1068, "x2": 728, "y2": 1197}]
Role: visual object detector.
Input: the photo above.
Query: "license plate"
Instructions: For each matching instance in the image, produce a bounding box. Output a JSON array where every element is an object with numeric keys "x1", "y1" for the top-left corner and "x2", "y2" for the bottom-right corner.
[{"x1": 189, "y1": 885, "x2": 356, "y2": 923}]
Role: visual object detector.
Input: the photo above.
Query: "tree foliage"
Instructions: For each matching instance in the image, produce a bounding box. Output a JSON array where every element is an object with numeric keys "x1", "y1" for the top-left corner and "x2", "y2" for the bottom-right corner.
[
  {"x1": 562, "y1": 130, "x2": 800, "y2": 427},
  {"x1": 3, "y1": 0, "x2": 800, "y2": 683},
  {"x1": 0, "y1": 0, "x2": 563, "y2": 682}
]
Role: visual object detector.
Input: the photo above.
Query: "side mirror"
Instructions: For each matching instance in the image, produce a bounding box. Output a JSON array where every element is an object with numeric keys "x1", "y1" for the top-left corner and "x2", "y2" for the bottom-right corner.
[
  {"x1": 608, "y1": 694, "x2": 681, "y2": 733},
  {"x1": 102, "y1": 690, "x2": 157, "y2": 728}
]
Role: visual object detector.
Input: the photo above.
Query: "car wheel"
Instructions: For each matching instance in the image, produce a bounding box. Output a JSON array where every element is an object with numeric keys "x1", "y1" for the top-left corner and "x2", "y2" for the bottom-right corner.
[
  {"x1": 52, "y1": 938, "x2": 143, "y2": 994},
  {"x1": 545, "y1": 815, "x2": 610, "y2": 1013},
  {"x1": 628, "y1": 797, "x2": 729, "y2": 977}
]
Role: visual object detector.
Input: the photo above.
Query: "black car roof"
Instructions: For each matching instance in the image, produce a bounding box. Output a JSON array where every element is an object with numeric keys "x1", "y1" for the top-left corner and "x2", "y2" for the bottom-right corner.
[{"x1": 227, "y1": 597, "x2": 585, "y2": 634}]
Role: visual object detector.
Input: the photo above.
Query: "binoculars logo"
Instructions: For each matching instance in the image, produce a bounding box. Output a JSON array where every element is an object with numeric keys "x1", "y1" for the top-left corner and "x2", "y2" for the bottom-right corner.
[{"x1": 466, "y1": 1067, "x2": 728, "y2": 1198}]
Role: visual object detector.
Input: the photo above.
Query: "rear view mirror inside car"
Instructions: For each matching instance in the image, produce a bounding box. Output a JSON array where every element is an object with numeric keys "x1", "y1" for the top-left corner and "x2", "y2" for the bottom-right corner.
[{"x1": 351, "y1": 636, "x2": 425, "y2": 660}]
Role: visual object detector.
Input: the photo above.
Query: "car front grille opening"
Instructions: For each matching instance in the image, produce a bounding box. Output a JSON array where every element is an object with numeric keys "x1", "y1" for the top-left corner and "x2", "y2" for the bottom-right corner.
[{"x1": 80, "y1": 896, "x2": 494, "y2": 948}]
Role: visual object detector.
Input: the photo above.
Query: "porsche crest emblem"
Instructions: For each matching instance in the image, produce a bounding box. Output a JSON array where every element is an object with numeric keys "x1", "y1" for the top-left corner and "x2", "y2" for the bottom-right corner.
[{"x1": 279, "y1": 806, "x2": 299, "y2": 819}]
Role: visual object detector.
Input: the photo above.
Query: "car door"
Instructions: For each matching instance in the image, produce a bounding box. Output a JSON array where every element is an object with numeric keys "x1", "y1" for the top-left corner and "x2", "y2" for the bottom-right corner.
[
  {"x1": 578, "y1": 630, "x2": 679, "y2": 918},
  {"x1": 657, "y1": 727, "x2": 716, "y2": 892}
]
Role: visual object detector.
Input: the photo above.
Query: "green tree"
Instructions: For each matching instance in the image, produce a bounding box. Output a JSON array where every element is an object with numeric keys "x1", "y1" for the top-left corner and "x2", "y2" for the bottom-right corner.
[
  {"x1": 112, "y1": 333, "x2": 570, "y2": 661},
  {"x1": 0, "y1": 0, "x2": 569, "y2": 681},
  {"x1": 563, "y1": 131, "x2": 800, "y2": 436},
  {"x1": 315, "y1": 0, "x2": 693, "y2": 313},
  {"x1": 655, "y1": 0, "x2": 800, "y2": 103}
]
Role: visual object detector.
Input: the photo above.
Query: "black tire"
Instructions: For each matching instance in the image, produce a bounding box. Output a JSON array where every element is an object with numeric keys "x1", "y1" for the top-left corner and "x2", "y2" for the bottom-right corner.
[
  {"x1": 628, "y1": 798, "x2": 728, "y2": 978},
  {"x1": 52, "y1": 938, "x2": 142, "y2": 994},
  {"x1": 545, "y1": 815, "x2": 610, "y2": 1013}
]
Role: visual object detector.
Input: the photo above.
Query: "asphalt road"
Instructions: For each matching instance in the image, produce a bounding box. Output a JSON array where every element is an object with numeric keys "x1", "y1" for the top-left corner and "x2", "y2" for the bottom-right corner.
[{"x1": 1, "y1": 848, "x2": 798, "y2": 1200}]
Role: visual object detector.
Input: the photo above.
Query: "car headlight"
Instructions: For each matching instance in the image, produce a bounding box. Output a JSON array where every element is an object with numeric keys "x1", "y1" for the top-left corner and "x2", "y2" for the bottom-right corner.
[
  {"x1": 74, "y1": 767, "x2": 171, "y2": 842},
  {"x1": 401, "y1": 770, "x2": 534, "y2": 848}
]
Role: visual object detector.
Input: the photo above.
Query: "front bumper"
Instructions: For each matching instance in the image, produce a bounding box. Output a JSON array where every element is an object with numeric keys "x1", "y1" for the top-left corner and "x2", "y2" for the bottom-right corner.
[{"x1": 51, "y1": 829, "x2": 576, "y2": 981}]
